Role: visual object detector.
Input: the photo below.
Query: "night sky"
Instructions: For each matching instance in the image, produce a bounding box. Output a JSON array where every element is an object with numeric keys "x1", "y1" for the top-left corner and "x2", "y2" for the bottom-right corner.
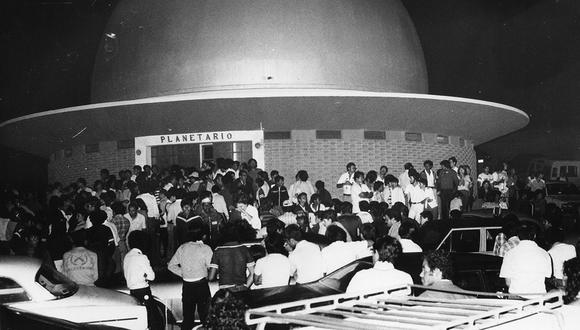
[{"x1": 1, "y1": 0, "x2": 579, "y2": 167}]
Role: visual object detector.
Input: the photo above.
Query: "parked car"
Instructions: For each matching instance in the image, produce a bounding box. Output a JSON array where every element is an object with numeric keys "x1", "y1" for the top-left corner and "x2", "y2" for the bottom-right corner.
[
  {"x1": 545, "y1": 181, "x2": 580, "y2": 218},
  {"x1": 435, "y1": 209, "x2": 541, "y2": 254},
  {"x1": 0, "y1": 256, "x2": 149, "y2": 329},
  {"x1": 142, "y1": 250, "x2": 504, "y2": 326},
  {"x1": 0, "y1": 304, "x2": 124, "y2": 330}
]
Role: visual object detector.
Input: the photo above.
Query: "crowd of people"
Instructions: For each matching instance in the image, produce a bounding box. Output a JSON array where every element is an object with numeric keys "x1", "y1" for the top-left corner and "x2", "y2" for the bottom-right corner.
[{"x1": 1, "y1": 155, "x2": 580, "y2": 329}]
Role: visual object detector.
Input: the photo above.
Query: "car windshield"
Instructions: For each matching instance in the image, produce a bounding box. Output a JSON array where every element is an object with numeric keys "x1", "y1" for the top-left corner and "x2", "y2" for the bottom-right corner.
[
  {"x1": 547, "y1": 183, "x2": 580, "y2": 195},
  {"x1": 319, "y1": 260, "x2": 373, "y2": 292},
  {"x1": 35, "y1": 264, "x2": 78, "y2": 299}
]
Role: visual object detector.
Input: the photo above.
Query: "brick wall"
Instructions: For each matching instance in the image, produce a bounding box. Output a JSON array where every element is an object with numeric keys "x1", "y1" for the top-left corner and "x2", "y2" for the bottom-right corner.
[
  {"x1": 48, "y1": 141, "x2": 135, "y2": 184},
  {"x1": 48, "y1": 130, "x2": 476, "y2": 194},
  {"x1": 264, "y1": 130, "x2": 476, "y2": 199}
]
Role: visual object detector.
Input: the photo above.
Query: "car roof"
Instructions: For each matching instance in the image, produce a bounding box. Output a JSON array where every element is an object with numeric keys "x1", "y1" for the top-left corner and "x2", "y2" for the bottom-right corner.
[
  {"x1": 456, "y1": 209, "x2": 539, "y2": 228},
  {"x1": 0, "y1": 256, "x2": 41, "y2": 280}
]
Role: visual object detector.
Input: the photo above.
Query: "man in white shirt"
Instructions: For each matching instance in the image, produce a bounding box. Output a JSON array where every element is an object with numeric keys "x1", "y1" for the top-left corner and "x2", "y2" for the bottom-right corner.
[
  {"x1": 123, "y1": 230, "x2": 158, "y2": 329},
  {"x1": 398, "y1": 220, "x2": 423, "y2": 253},
  {"x1": 285, "y1": 225, "x2": 324, "y2": 284},
  {"x1": 211, "y1": 185, "x2": 229, "y2": 220},
  {"x1": 547, "y1": 228, "x2": 577, "y2": 281},
  {"x1": 347, "y1": 236, "x2": 413, "y2": 295},
  {"x1": 477, "y1": 165, "x2": 494, "y2": 189},
  {"x1": 385, "y1": 175, "x2": 405, "y2": 207},
  {"x1": 321, "y1": 226, "x2": 359, "y2": 275},
  {"x1": 236, "y1": 194, "x2": 261, "y2": 234},
  {"x1": 500, "y1": 224, "x2": 551, "y2": 295},
  {"x1": 420, "y1": 160, "x2": 437, "y2": 189},
  {"x1": 351, "y1": 171, "x2": 372, "y2": 214},
  {"x1": 124, "y1": 202, "x2": 147, "y2": 236},
  {"x1": 398, "y1": 163, "x2": 414, "y2": 191},
  {"x1": 337, "y1": 162, "x2": 357, "y2": 201},
  {"x1": 405, "y1": 175, "x2": 427, "y2": 222},
  {"x1": 254, "y1": 234, "x2": 292, "y2": 288}
]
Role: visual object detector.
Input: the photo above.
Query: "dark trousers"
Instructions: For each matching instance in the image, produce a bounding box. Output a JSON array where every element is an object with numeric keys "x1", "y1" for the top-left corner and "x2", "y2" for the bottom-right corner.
[
  {"x1": 159, "y1": 227, "x2": 168, "y2": 258},
  {"x1": 130, "y1": 286, "x2": 161, "y2": 329},
  {"x1": 182, "y1": 278, "x2": 211, "y2": 330},
  {"x1": 440, "y1": 189, "x2": 455, "y2": 220}
]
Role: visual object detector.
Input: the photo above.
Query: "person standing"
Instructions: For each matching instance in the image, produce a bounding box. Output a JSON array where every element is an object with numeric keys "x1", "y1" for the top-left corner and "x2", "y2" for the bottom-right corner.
[
  {"x1": 398, "y1": 163, "x2": 414, "y2": 191},
  {"x1": 351, "y1": 171, "x2": 372, "y2": 214},
  {"x1": 168, "y1": 224, "x2": 213, "y2": 329},
  {"x1": 62, "y1": 232, "x2": 99, "y2": 286},
  {"x1": 123, "y1": 230, "x2": 158, "y2": 329},
  {"x1": 500, "y1": 223, "x2": 551, "y2": 295},
  {"x1": 437, "y1": 160, "x2": 459, "y2": 220},
  {"x1": 337, "y1": 162, "x2": 357, "y2": 202}
]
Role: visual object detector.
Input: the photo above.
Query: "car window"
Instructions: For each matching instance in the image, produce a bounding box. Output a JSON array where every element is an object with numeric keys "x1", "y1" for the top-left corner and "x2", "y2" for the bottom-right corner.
[
  {"x1": 568, "y1": 166, "x2": 578, "y2": 177},
  {"x1": 0, "y1": 277, "x2": 30, "y2": 304},
  {"x1": 319, "y1": 261, "x2": 372, "y2": 292},
  {"x1": 442, "y1": 229, "x2": 480, "y2": 252},
  {"x1": 35, "y1": 264, "x2": 78, "y2": 299},
  {"x1": 454, "y1": 270, "x2": 484, "y2": 292},
  {"x1": 552, "y1": 167, "x2": 558, "y2": 178},
  {"x1": 486, "y1": 228, "x2": 502, "y2": 252}
]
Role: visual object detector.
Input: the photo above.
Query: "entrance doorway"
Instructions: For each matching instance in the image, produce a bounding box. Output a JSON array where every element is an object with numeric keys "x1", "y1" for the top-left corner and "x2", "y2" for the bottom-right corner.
[{"x1": 150, "y1": 141, "x2": 253, "y2": 168}]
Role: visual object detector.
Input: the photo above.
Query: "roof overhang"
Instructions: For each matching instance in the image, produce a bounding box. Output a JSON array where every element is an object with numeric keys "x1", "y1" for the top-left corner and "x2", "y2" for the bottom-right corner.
[{"x1": 0, "y1": 89, "x2": 529, "y2": 157}]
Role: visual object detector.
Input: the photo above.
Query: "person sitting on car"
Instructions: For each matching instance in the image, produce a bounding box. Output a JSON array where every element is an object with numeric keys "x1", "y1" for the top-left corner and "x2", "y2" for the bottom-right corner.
[
  {"x1": 500, "y1": 223, "x2": 551, "y2": 295},
  {"x1": 419, "y1": 250, "x2": 470, "y2": 299},
  {"x1": 346, "y1": 235, "x2": 413, "y2": 295},
  {"x1": 168, "y1": 223, "x2": 213, "y2": 329}
]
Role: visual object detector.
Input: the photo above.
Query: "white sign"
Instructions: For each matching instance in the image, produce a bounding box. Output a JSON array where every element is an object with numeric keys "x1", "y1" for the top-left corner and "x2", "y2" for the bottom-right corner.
[{"x1": 134, "y1": 130, "x2": 264, "y2": 168}]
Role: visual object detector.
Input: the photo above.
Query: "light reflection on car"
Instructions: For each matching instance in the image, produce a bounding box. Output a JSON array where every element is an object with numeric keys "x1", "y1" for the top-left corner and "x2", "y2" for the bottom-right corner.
[{"x1": 0, "y1": 256, "x2": 148, "y2": 329}]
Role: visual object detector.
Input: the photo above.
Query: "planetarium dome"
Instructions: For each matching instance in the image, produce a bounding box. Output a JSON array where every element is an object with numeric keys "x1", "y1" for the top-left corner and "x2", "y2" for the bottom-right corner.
[{"x1": 91, "y1": 0, "x2": 428, "y2": 102}]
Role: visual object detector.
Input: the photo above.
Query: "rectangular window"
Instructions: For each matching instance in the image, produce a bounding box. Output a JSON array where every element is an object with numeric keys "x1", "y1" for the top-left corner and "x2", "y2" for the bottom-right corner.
[
  {"x1": 436, "y1": 135, "x2": 449, "y2": 144},
  {"x1": 404, "y1": 132, "x2": 422, "y2": 142},
  {"x1": 232, "y1": 142, "x2": 252, "y2": 162},
  {"x1": 117, "y1": 139, "x2": 134, "y2": 149},
  {"x1": 567, "y1": 166, "x2": 578, "y2": 177},
  {"x1": 85, "y1": 143, "x2": 100, "y2": 153},
  {"x1": 364, "y1": 131, "x2": 386, "y2": 140},
  {"x1": 552, "y1": 167, "x2": 558, "y2": 178},
  {"x1": 316, "y1": 130, "x2": 341, "y2": 139},
  {"x1": 264, "y1": 131, "x2": 291, "y2": 140}
]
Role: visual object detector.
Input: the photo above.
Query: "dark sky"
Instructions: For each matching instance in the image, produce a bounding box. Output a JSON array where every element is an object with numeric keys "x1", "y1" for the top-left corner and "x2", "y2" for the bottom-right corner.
[{"x1": 1, "y1": 0, "x2": 579, "y2": 164}]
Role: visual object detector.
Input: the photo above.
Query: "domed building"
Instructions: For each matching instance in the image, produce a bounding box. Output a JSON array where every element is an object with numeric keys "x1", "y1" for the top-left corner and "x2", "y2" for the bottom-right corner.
[{"x1": 0, "y1": 0, "x2": 528, "y2": 195}]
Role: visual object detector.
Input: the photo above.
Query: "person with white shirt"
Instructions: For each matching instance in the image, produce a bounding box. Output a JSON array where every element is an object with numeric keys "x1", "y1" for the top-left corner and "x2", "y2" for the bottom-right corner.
[
  {"x1": 477, "y1": 165, "x2": 494, "y2": 189},
  {"x1": 337, "y1": 162, "x2": 357, "y2": 201},
  {"x1": 385, "y1": 175, "x2": 405, "y2": 207},
  {"x1": 211, "y1": 185, "x2": 229, "y2": 220},
  {"x1": 405, "y1": 176, "x2": 427, "y2": 222},
  {"x1": 123, "y1": 230, "x2": 158, "y2": 329},
  {"x1": 500, "y1": 223, "x2": 551, "y2": 295},
  {"x1": 254, "y1": 234, "x2": 292, "y2": 288},
  {"x1": 398, "y1": 163, "x2": 414, "y2": 191},
  {"x1": 285, "y1": 224, "x2": 324, "y2": 284},
  {"x1": 398, "y1": 220, "x2": 423, "y2": 253},
  {"x1": 321, "y1": 226, "x2": 359, "y2": 275},
  {"x1": 547, "y1": 227, "x2": 577, "y2": 282},
  {"x1": 420, "y1": 160, "x2": 437, "y2": 189},
  {"x1": 236, "y1": 194, "x2": 261, "y2": 234},
  {"x1": 347, "y1": 236, "x2": 413, "y2": 295},
  {"x1": 350, "y1": 171, "x2": 372, "y2": 214},
  {"x1": 124, "y1": 202, "x2": 147, "y2": 236}
]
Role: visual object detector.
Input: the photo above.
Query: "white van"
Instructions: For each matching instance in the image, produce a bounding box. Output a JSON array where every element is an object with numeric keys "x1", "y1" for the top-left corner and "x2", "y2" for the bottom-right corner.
[{"x1": 550, "y1": 160, "x2": 580, "y2": 185}]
